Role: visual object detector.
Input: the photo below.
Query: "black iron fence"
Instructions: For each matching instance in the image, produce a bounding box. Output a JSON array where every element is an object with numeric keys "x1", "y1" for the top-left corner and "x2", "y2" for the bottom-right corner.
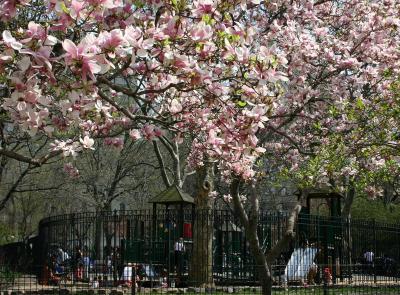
[{"x1": 1, "y1": 210, "x2": 400, "y2": 294}]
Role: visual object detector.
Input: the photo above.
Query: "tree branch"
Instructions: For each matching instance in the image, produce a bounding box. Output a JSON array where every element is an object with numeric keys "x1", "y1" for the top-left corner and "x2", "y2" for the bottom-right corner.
[
  {"x1": 341, "y1": 180, "x2": 355, "y2": 218},
  {"x1": 248, "y1": 183, "x2": 260, "y2": 232},
  {"x1": 266, "y1": 190, "x2": 305, "y2": 264},
  {"x1": 159, "y1": 136, "x2": 182, "y2": 186},
  {"x1": 0, "y1": 148, "x2": 62, "y2": 166},
  {"x1": 182, "y1": 169, "x2": 196, "y2": 185},
  {"x1": 267, "y1": 124, "x2": 315, "y2": 156},
  {"x1": 152, "y1": 140, "x2": 171, "y2": 187},
  {"x1": 13, "y1": 183, "x2": 64, "y2": 193},
  {"x1": 230, "y1": 178, "x2": 249, "y2": 228},
  {"x1": 97, "y1": 89, "x2": 172, "y2": 127},
  {"x1": 0, "y1": 166, "x2": 32, "y2": 211}
]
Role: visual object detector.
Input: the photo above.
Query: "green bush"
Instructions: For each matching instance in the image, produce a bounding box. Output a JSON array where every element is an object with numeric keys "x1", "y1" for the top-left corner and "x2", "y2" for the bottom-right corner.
[
  {"x1": 351, "y1": 198, "x2": 400, "y2": 223},
  {"x1": 0, "y1": 266, "x2": 21, "y2": 287},
  {"x1": 0, "y1": 222, "x2": 15, "y2": 245}
]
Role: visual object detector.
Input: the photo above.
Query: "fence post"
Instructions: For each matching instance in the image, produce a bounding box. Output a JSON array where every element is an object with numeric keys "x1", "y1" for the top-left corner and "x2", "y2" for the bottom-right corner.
[
  {"x1": 373, "y1": 219, "x2": 377, "y2": 284},
  {"x1": 346, "y1": 217, "x2": 352, "y2": 283},
  {"x1": 131, "y1": 264, "x2": 136, "y2": 295},
  {"x1": 167, "y1": 209, "x2": 171, "y2": 287},
  {"x1": 323, "y1": 221, "x2": 329, "y2": 295},
  {"x1": 397, "y1": 226, "x2": 400, "y2": 283},
  {"x1": 277, "y1": 211, "x2": 281, "y2": 286}
]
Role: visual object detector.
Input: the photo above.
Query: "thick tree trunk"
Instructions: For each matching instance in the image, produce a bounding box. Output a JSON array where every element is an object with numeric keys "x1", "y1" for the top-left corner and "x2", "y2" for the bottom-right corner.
[
  {"x1": 94, "y1": 211, "x2": 103, "y2": 260},
  {"x1": 230, "y1": 180, "x2": 304, "y2": 295},
  {"x1": 341, "y1": 183, "x2": 355, "y2": 268},
  {"x1": 260, "y1": 270, "x2": 273, "y2": 295},
  {"x1": 94, "y1": 207, "x2": 111, "y2": 260},
  {"x1": 246, "y1": 220, "x2": 273, "y2": 295},
  {"x1": 189, "y1": 162, "x2": 214, "y2": 287},
  {"x1": 383, "y1": 183, "x2": 394, "y2": 207},
  {"x1": 341, "y1": 183, "x2": 355, "y2": 219},
  {"x1": 230, "y1": 180, "x2": 273, "y2": 294}
]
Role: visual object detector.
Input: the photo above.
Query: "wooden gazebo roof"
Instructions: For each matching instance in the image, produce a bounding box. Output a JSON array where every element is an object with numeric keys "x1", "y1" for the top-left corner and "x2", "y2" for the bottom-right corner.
[
  {"x1": 148, "y1": 185, "x2": 194, "y2": 205},
  {"x1": 307, "y1": 189, "x2": 343, "y2": 199},
  {"x1": 295, "y1": 189, "x2": 343, "y2": 199}
]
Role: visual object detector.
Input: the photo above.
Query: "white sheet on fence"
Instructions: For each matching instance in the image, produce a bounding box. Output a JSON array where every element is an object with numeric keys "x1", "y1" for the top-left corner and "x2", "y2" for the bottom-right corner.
[{"x1": 284, "y1": 247, "x2": 318, "y2": 281}]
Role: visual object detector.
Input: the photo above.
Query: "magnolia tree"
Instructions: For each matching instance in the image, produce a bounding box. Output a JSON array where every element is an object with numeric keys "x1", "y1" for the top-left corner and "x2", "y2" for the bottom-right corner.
[
  {"x1": 1, "y1": 0, "x2": 400, "y2": 293},
  {"x1": 275, "y1": 86, "x2": 400, "y2": 218}
]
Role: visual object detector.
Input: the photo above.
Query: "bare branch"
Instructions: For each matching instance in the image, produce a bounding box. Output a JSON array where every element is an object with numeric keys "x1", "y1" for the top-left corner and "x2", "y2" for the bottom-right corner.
[
  {"x1": 182, "y1": 169, "x2": 196, "y2": 184},
  {"x1": 97, "y1": 88, "x2": 173, "y2": 127},
  {"x1": 159, "y1": 136, "x2": 182, "y2": 186},
  {"x1": 248, "y1": 184, "x2": 260, "y2": 232},
  {"x1": 267, "y1": 124, "x2": 315, "y2": 156},
  {"x1": 152, "y1": 140, "x2": 171, "y2": 187},
  {"x1": 266, "y1": 191, "x2": 304, "y2": 264},
  {"x1": 13, "y1": 183, "x2": 64, "y2": 193},
  {"x1": 0, "y1": 166, "x2": 32, "y2": 211},
  {"x1": 230, "y1": 178, "x2": 249, "y2": 228},
  {"x1": 0, "y1": 148, "x2": 62, "y2": 166}
]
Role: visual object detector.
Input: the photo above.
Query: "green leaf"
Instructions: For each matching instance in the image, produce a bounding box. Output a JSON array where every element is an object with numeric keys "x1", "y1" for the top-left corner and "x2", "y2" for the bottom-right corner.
[
  {"x1": 383, "y1": 68, "x2": 393, "y2": 78},
  {"x1": 60, "y1": 2, "x2": 70, "y2": 14},
  {"x1": 133, "y1": 0, "x2": 144, "y2": 8},
  {"x1": 270, "y1": 56, "x2": 278, "y2": 68},
  {"x1": 162, "y1": 38, "x2": 171, "y2": 46},
  {"x1": 313, "y1": 122, "x2": 322, "y2": 130},
  {"x1": 202, "y1": 14, "x2": 212, "y2": 24},
  {"x1": 236, "y1": 100, "x2": 247, "y2": 107},
  {"x1": 356, "y1": 97, "x2": 364, "y2": 109}
]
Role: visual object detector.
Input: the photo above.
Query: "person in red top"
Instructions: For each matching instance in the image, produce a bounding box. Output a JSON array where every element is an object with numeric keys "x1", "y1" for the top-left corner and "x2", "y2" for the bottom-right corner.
[{"x1": 73, "y1": 246, "x2": 84, "y2": 281}]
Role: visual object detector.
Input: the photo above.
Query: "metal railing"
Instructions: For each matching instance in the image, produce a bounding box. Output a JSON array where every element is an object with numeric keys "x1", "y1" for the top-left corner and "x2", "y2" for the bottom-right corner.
[{"x1": 0, "y1": 210, "x2": 399, "y2": 294}]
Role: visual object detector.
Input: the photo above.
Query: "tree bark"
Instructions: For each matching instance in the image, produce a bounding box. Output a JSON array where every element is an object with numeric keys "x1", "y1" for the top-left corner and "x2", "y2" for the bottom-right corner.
[
  {"x1": 189, "y1": 161, "x2": 214, "y2": 287},
  {"x1": 0, "y1": 165, "x2": 31, "y2": 212},
  {"x1": 246, "y1": 217, "x2": 273, "y2": 295},
  {"x1": 341, "y1": 182, "x2": 355, "y2": 219},
  {"x1": 230, "y1": 180, "x2": 304, "y2": 295},
  {"x1": 341, "y1": 181, "x2": 355, "y2": 267},
  {"x1": 383, "y1": 182, "x2": 394, "y2": 207},
  {"x1": 230, "y1": 180, "x2": 273, "y2": 294},
  {"x1": 152, "y1": 140, "x2": 171, "y2": 187}
]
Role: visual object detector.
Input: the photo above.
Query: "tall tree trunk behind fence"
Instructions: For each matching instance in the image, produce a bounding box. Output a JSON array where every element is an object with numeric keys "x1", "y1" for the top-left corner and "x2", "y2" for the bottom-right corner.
[{"x1": 189, "y1": 162, "x2": 214, "y2": 287}]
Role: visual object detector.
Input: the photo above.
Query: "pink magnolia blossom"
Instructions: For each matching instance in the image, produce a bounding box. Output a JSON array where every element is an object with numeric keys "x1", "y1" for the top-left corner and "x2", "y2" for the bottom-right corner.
[
  {"x1": 193, "y1": 0, "x2": 216, "y2": 17},
  {"x1": 190, "y1": 22, "x2": 213, "y2": 41},
  {"x1": 104, "y1": 137, "x2": 123, "y2": 148},
  {"x1": 153, "y1": 127, "x2": 164, "y2": 137},
  {"x1": 70, "y1": 0, "x2": 85, "y2": 19},
  {"x1": 169, "y1": 99, "x2": 183, "y2": 114},
  {"x1": 0, "y1": 0, "x2": 30, "y2": 21},
  {"x1": 24, "y1": 22, "x2": 47, "y2": 42},
  {"x1": 80, "y1": 135, "x2": 95, "y2": 149},
  {"x1": 97, "y1": 29, "x2": 128, "y2": 58},
  {"x1": 2, "y1": 31, "x2": 22, "y2": 50},
  {"x1": 1, "y1": 0, "x2": 400, "y2": 186},
  {"x1": 62, "y1": 39, "x2": 101, "y2": 80},
  {"x1": 141, "y1": 125, "x2": 155, "y2": 141},
  {"x1": 63, "y1": 163, "x2": 80, "y2": 178},
  {"x1": 129, "y1": 129, "x2": 141, "y2": 140}
]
